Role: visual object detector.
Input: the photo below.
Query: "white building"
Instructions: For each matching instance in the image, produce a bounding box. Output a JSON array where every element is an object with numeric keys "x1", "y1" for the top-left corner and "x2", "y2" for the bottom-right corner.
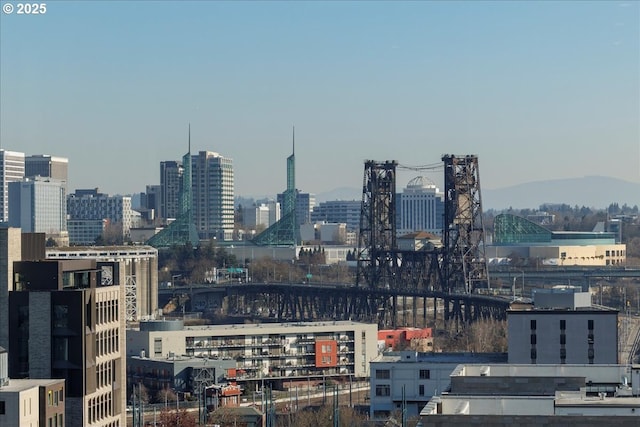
[
  {"x1": 244, "y1": 201, "x2": 280, "y2": 229},
  {"x1": 191, "y1": 151, "x2": 234, "y2": 241},
  {"x1": 397, "y1": 176, "x2": 444, "y2": 237},
  {"x1": 0, "y1": 150, "x2": 25, "y2": 223},
  {"x1": 421, "y1": 363, "x2": 640, "y2": 425},
  {"x1": 127, "y1": 320, "x2": 378, "y2": 383},
  {"x1": 369, "y1": 351, "x2": 507, "y2": 419}
]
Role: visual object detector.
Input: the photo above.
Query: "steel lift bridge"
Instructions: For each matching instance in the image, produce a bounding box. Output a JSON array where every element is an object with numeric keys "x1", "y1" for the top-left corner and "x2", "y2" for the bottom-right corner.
[{"x1": 353, "y1": 155, "x2": 509, "y2": 326}]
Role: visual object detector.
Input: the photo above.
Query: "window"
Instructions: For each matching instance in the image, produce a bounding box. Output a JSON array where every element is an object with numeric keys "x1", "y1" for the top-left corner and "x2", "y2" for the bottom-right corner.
[
  {"x1": 560, "y1": 320, "x2": 566, "y2": 330},
  {"x1": 530, "y1": 320, "x2": 536, "y2": 330},
  {"x1": 560, "y1": 334, "x2": 566, "y2": 345},
  {"x1": 530, "y1": 334, "x2": 537, "y2": 345},
  {"x1": 588, "y1": 319, "x2": 594, "y2": 330},
  {"x1": 154, "y1": 338, "x2": 162, "y2": 357},
  {"x1": 419, "y1": 369, "x2": 430, "y2": 379},
  {"x1": 0, "y1": 400, "x2": 5, "y2": 414},
  {"x1": 530, "y1": 348, "x2": 537, "y2": 361},
  {"x1": 375, "y1": 385, "x2": 390, "y2": 396},
  {"x1": 419, "y1": 385, "x2": 425, "y2": 396},
  {"x1": 376, "y1": 369, "x2": 390, "y2": 379}
]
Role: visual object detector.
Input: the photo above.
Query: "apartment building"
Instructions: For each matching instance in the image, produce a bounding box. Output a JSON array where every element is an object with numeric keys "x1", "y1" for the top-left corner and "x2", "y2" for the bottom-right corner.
[
  {"x1": 9, "y1": 259, "x2": 126, "y2": 426},
  {"x1": 127, "y1": 320, "x2": 378, "y2": 390}
]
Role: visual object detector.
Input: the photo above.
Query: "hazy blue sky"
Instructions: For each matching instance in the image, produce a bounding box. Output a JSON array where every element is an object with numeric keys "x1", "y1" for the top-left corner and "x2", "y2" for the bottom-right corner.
[{"x1": 1, "y1": 1, "x2": 638, "y2": 198}]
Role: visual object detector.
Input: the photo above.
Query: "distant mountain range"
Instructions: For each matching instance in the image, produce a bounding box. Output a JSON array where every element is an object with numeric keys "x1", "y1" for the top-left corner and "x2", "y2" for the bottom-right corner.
[
  {"x1": 312, "y1": 176, "x2": 639, "y2": 211},
  {"x1": 482, "y1": 176, "x2": 640, "y2": 210}
]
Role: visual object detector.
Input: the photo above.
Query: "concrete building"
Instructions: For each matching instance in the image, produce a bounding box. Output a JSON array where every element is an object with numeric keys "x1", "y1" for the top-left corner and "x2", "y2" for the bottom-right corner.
[
  {"x1": 9, "y1": 259, "x2": 126, "y2": 427},
  {"x1": 67, "y1": 189, "x2": 133, "y2": 240},
  {"x1": 8, "y1": 177, "x2": 67, "y2": 238},
  {"x1": 127, "y1": 320, "x2": 378, "y2": 390},
  {"x1": 489, "y1": 213, "x2": 626, "y2": 266},
  {"x1": 160, "y1": 160, "x2": 183, "y2": 221},
  {"x1": 508, "y1": 286, "x2": 618, "y2": 364},
  {"x1": 0, "y1": 149, "x2": 25, "y2": 223},
  {"x1": 46, "y1": 246, "x2": 159, "y2": 322},
  {"x1": 191, "y1": 151, "x2": 234, "y2": 241},
  {"x1": 369, "y1": 351, "x2": 507, "y2": 420},
  {"x1": 420, "y1": 363, "x2": 640, "y2": 426},
  {"x1": 300, "y1": 222, "x2": 348, "y2": 245},
  {"x1": 311, "y1": 200, "x2": 361, "y2": 232},
  {"x1": 397, "y1": 231, "x2": 442, "y2": 252},
  {"x1": 397, "y1": 176, "x2": 444, "y2": 237},
  {"x1": 24, "y1": 154, "x2": 68, "y2": 183},
  {"x1": 243, "y1": 201, "x2": 280, "y2": 230}
]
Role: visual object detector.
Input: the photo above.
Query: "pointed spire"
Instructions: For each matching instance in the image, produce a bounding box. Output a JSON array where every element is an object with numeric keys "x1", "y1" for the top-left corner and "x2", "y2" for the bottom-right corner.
[{"x1": 292, "y1": 126, "x2": 295, "y2": 156}]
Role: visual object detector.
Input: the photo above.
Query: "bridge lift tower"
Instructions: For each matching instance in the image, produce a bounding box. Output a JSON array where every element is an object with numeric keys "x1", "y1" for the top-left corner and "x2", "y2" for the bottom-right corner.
[{"x1": 442, "y1": 154, "x2": 490, "y2": 293}]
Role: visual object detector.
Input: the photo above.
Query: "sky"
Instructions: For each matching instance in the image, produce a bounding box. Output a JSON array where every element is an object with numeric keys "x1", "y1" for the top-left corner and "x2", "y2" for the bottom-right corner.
[{"x1": 1, "y1": 1, "x2": 638, "y2": 199}]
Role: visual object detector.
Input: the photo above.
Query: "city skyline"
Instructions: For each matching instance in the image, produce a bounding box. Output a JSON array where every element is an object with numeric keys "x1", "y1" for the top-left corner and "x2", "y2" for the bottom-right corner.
[{"x1": 1, "y1": 1, "x2": 638, "y2": 198}]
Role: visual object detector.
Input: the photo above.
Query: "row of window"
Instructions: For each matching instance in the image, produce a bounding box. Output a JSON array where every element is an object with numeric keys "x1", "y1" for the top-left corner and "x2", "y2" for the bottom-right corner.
[
  {"x1": 88, "y1": 391, "x2": 113, "y2": 424},
  {"x1": 375, "y1": 369, "x2": 430, "y2": 380},
  {"x1": 530, "y1": 319, "x2": 595, "y2": 330},
  {"x1": 97, "y1": 328, "x2": 120, "y2": 357},
  {"x1": 97, "y1": 300, "x2": 119, "y2": 325}
]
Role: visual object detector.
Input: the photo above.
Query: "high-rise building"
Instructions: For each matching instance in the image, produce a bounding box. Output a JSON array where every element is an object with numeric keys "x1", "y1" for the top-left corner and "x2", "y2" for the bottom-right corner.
[
  {"x1": 9, "y1": 258, "x2": 126, "y2": 426},
  {"x1": 8, "y1": 177, "x2": 67, "y2": 235},
  {"x1": 159, "y1": 160, "x2": 183, "y2": 220},
  {"x1": 191, "y1": 151, "x2": 234, "y2": 241},
  {"x1": 397, "y1": 176, "x2": 444, "y2": 237},
  {"x1": 67, "y1": 189, "x2": 133, "y2": 240},
  {"x1": 138, "y1": 185, "x2": 161, "y2": 223},
  {"x1": 24, "y1": 154, "x2": 68, "y2": 183},
  {"x1": 0, "y1": 150, "x2": 25, "y2": 223}
]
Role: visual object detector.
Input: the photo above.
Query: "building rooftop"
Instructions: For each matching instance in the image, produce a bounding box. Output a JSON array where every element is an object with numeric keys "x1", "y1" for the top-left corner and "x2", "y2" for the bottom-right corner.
[
  {"x1": 0, "y1": 378, "x2": 64, "y2": 393},
  {"x1": 372, "y1": 351, "x2": 508, "y2": 364}
]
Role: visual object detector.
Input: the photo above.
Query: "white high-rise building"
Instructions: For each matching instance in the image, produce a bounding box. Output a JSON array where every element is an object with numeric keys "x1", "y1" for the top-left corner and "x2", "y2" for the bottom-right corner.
[
  {"x1": 0, "y1": 150, "x2": 25, "y2": 223},
  {"x1": 397, "y1": 176, "x2": 444, "y2": 237},
  {"x1": 191, "y1": 151, "x2": 234, "y2": 241}
]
